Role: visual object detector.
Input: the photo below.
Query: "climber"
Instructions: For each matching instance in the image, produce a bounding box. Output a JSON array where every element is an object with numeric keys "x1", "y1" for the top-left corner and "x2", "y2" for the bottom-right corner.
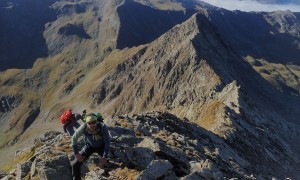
[
  {"x1": 60, "y1": 109, "x2": 83, "y2": 136},
  {"x1": 81, "y1": 110, "x2": 104, "y2": 123},
  {"x1": 71, "y1": 113, "x2": 110, "y2": 180},
  {"x1": 93, "y1": 112, "x2": 104, "y2": 123}
]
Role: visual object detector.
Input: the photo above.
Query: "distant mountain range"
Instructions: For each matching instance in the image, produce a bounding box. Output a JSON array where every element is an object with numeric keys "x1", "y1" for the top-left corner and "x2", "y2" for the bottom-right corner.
[
  {"x1": 0, "y1": 0, "x2": 299, "y2": 178},
  {"x1": 256, "y1": 0, "x2": 300, "y2": 4}
]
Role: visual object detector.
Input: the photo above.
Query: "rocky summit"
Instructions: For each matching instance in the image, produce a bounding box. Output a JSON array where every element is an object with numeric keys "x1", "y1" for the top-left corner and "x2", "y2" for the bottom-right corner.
[{"x1": 0, "y1": 112, "x2": 298, "y2": 179}]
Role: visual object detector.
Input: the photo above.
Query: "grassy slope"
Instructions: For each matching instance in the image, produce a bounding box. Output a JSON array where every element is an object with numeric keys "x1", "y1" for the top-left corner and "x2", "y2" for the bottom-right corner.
[
  {"x1": 135, "y1": 0, "x2": 184, "y2": 10},
  {"x1": 244, "y1": 56, "x2": 300, "y2": 94},
  {"x1": 0, "y1": 44, "x2": 143, "y2": 169}
]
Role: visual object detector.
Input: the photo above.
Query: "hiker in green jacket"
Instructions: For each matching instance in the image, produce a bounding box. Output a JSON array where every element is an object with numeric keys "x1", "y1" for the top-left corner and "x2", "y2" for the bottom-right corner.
[{"x1": 71, "y1": 114, "x2": 110, "y2": 180}]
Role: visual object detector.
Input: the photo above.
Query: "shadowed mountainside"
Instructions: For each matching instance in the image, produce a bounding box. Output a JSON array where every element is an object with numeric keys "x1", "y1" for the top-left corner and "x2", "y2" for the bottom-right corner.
[
  {"x1": 116, "y1": 0, "x2": 196, "y2": 49},
  {"x1": 207, "y1": 9, "x2": 300, "y2": 65},
  {"x1": 0, "y1": 0, "x2": 57, "y2": 71}
]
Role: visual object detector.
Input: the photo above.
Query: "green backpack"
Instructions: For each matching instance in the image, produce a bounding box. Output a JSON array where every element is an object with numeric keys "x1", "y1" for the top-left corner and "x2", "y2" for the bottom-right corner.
[{"x1": 82, "y1": 111, "x2": 104, "y2": 123}]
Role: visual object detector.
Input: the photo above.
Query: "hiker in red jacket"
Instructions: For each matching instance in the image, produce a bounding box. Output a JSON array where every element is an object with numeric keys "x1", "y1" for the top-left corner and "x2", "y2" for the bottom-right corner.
[
  {"x1": 63, "y1": 113, "x2": 83, "y2": 136},
  {"x1": 60, "y1": 109, "x2": 83, "y2": 136}
]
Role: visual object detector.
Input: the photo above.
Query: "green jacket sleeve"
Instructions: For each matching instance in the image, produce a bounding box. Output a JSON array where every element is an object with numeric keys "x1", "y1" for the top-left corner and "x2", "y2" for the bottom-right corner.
[{"x1": 71, "y1": 123, "x2": 86, "y2": 154}]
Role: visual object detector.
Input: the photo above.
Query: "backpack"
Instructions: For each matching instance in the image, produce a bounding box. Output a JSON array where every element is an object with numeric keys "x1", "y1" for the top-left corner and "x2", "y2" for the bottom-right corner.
[
  {"x1": 60, "y1": 109, "x2": 72, "y2": 124},
  {"x1": 82, "y1": 111, "x2": 104, "y2": 123},
  {"x1": 93, "y1": 112, "x2": 104, "y2": 123}
]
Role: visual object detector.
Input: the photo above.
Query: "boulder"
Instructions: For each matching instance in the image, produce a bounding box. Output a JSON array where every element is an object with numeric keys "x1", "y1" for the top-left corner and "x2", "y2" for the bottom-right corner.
[
  {"x1": 85, "y1": 169, "x2": 106, "y2": 180},
  {"x1": 30, "y1": 150, "x2": 71, "y2": 180},
  {"x1": 136, "y1": 160, "x2": 173, "y2": 180},
  {"x1": 188, "y1": 159, "x2": 222, "y2": 179},
  {"x1": 16, "y1": 161, "x2": 32, "y2": 179},
  {"x1": 132, "y1": 147, "x2": 155, "y2": 169},
  {"x1": 137, "y1": 137, "x2": 189, "y2": 167}
]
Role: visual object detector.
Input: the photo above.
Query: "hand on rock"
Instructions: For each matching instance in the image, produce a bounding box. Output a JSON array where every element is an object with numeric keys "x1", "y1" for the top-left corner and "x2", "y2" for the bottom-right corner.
[
  {"x1": 75, "y1": 154, "x2": 85, "y2": 162},
  {"x1": 98, "y1": 157, "x2": 107, "y2": 168}
]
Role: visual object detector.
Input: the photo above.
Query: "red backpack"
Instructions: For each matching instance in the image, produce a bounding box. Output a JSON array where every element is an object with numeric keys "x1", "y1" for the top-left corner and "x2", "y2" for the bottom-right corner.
[{"x1": 60, "y1": 109, "x2": 72, "y2": 124}]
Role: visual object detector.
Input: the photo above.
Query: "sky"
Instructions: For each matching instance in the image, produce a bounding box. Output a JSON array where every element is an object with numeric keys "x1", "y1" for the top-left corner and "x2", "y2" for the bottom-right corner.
[{"x1": 199, "y1": 0, "x2": 300, "y2": 12}]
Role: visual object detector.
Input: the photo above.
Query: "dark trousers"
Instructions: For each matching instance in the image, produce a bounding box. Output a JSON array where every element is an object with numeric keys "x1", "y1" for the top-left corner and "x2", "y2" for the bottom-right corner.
[{"x1": 71, "y1": 144, "x2": 104, "y2": 180}]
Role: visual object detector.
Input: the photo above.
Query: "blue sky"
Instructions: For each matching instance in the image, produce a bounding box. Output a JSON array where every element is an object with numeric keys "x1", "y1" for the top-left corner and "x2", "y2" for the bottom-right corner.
[{"x1": 199, "y1": 0, "x2": 300, "y2": 12}]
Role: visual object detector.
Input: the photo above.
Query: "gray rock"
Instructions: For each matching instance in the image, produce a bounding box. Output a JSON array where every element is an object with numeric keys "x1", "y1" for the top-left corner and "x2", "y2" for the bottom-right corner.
[
  {"x1": 85, "y1": 169, "x2": 106, "y2": 180},
  {"x1": 137, "y1": 137, "x2": 189, "y2": 165},
  {"x1": 180, "y1": 172, "x2": 203, "y2": 180},
  {"x1": 136, "y1": 124, "x2": 151, "y2": 136},
  {"x1": 110, "y1": 126, "x2": 135, "y2": 136},
  {"x1": 136, "y1": 160, "x2": 173, "y2": 180},
  {"x1": 0, "y1": 170, "x2": 7, "y2": 179},
  {"x1": 149, "y1": 125, "x2": 159, "y2": 134},
  {"x1": 116, "y1": 134, "x2": 139, "y2": 147},
  {"x1": 188, "y1": 160, "x2": 223, "y2": 179},
  {"x1": 111, "y1": 144, "x2": 134, "y2": 163},
  {"x1": 0, "y1": 175, "x2": 15, "y2": 180},
  {"x1": 108, "y1": 129, "x2": 118, "y2": 138},
  {"x1": 30, "y1": 150, "x2": 71, "y2": 180},
  {"x1": 15, "y1": 147, "x2": 33, "y2": 157},
  {"x1": 8, "y1": 169, "x2": 16, "y2": 176},
  {"x1": 132, "y1": 147, "x2": 155, "y2": 169},
  {"x1": 34, "y1": 131, "x2": 62, "y2": 145},
  {"x1": 16, "y1": 161, "x2": 32, "y2": 179}
]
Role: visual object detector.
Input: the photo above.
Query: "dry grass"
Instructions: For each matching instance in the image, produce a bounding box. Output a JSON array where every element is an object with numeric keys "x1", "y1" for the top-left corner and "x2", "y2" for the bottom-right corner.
[
  {"x1": 197, "y1": 100, "x2": 224, "y2": 130},
  {"x1": 113, "y1": 167, "x2": 140, "y2": 180},
  {"x1": 53, "y1": 143, "x2": 72, "y2": 153},
  {"x1": 53, "y1": 136, "x2": 72, "y2": 153},
  {"x1": 24, "y1": 173, "x2": 31, "y2": 180},
  {"x1": 118, "y1": 118, "x2": 131, "y2": 128},
  {"x1": 136, "y1": 0, "x2": 184, "y2": 10},
  {"x1": 244, "y1": 56, "x2": 300, "y2": 92},
  {"x1": 78, "y1": 47, "x2": 144, "y2": 88},
  {"x1": 1, "y1": 147, "x2": 35, "y2": 172},
  {"x1": 287, "y1": 64, "x2": 300, "y2": 77},
  {"x1": 38, "y1": 150, "x2": 63, "y2": 160},
  {"x1": 0, "y1": 130, "x2": 22, "y2": 149},
  {"x1": 0, "y1": 69, "x2": 24, "y2": 83},
  {"x1": 155, "y1": 129, "x2": 169, "y2": 139}
]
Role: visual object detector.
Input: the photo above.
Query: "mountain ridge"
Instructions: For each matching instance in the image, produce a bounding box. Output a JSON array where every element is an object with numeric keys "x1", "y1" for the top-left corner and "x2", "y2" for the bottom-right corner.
[{"x1": 0, "y1": 0, "x2": 300, "y2": 178}]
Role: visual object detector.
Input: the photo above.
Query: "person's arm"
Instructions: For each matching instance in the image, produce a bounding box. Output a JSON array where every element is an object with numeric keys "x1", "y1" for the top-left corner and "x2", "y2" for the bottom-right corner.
[
  {"x1": 73, "y1": 113, "x2": 82, "y2": 120},
  {"x1": 63, "y1": 120, "x2": 72, "y2": 133},
  {"x1": 81, "y1": 110, "x2": 87, "y2": 122},
  {"x1": 101, "y1": 124, "x2": 110, "y2": 158},
  {"x1": 71, "y1": 123, "x2": 86, "y2": 154}
]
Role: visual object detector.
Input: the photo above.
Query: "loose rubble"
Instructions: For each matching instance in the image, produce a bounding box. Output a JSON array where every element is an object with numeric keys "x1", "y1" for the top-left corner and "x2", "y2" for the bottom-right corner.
[{"x1": 1, "y1": 111, "x2": 298, "y2": 179}]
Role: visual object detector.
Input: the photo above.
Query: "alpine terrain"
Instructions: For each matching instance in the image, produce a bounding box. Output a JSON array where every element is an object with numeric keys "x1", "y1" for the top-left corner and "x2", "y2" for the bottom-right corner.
[{"x1": 0, "y1": 0, "x2": 300, "y2": 179}]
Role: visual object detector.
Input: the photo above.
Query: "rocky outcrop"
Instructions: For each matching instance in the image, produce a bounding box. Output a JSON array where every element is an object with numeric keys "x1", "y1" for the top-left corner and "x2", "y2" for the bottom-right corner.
[
  {"x1": 2, "y1": 112, "x2": 299, "y2": 179},
  {"x1": 0, "y1": 95, "x2": 20, "y2": 113},
  {"x1": 264, "y1": 10, "x2": 300, "y2": 37},
  {"x1": 57, "y1": 23, "x2": 91, "y2": 39}
]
